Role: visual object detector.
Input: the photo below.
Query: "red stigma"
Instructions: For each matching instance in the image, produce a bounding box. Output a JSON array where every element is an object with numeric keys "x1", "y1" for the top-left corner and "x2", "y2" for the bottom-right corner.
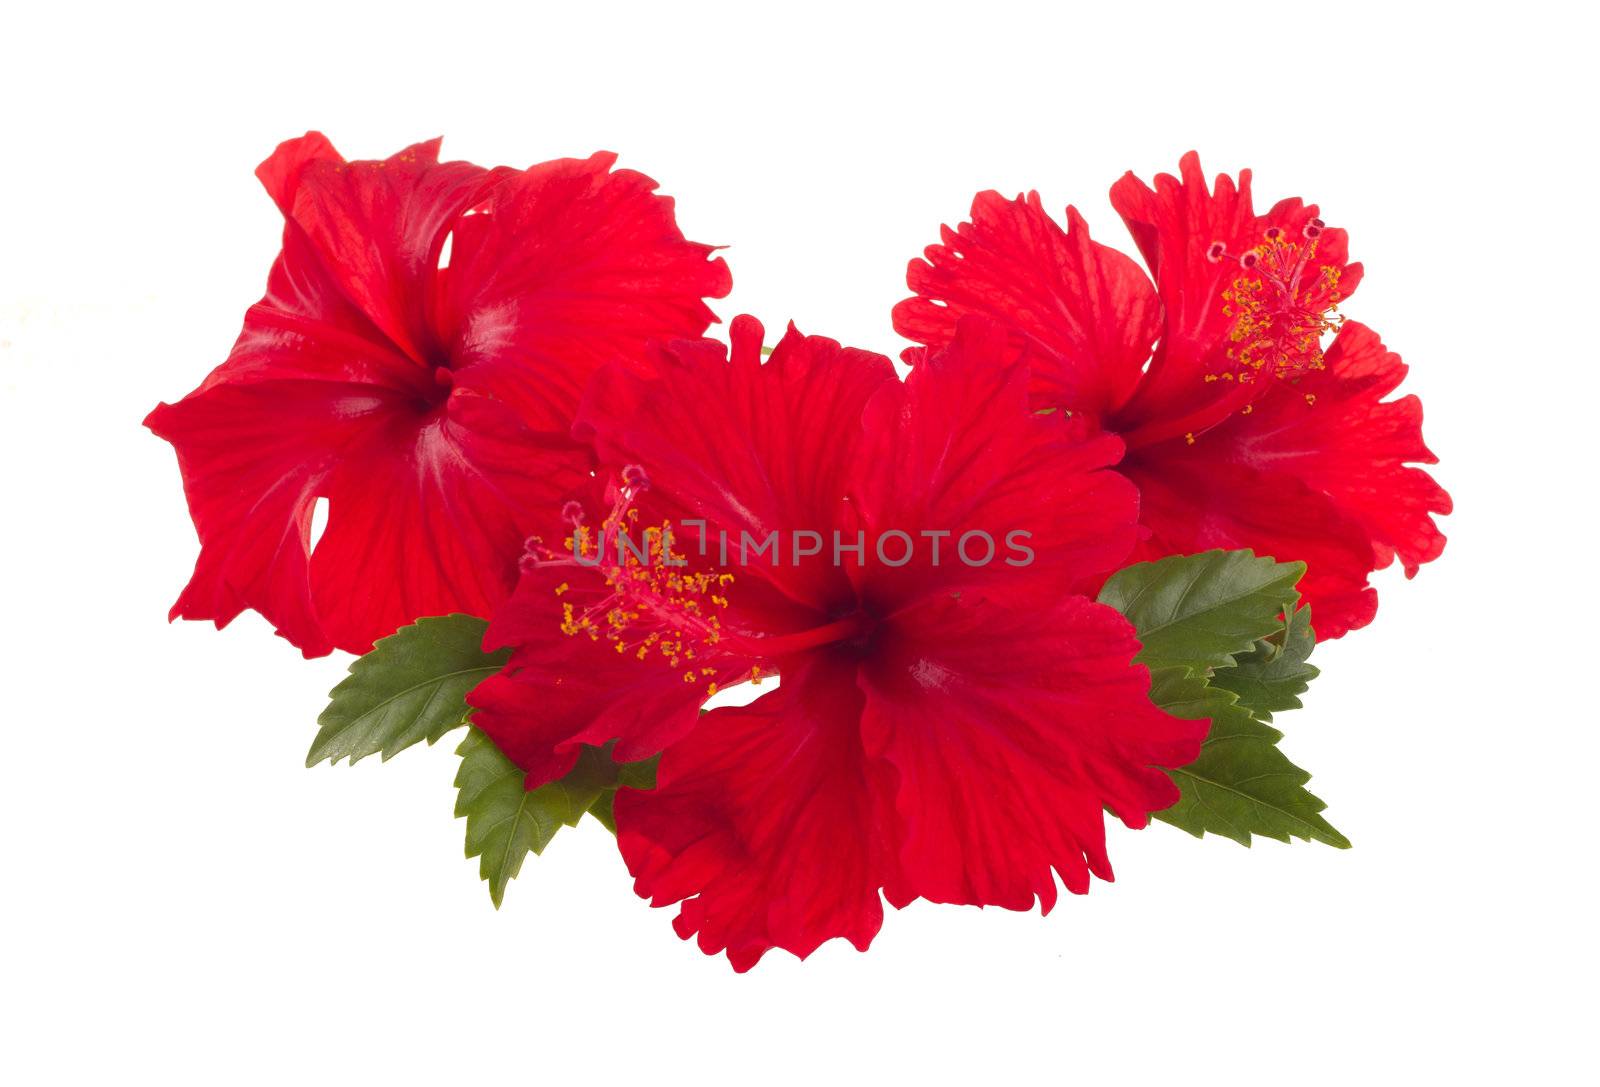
[{"x1": 1218, "y1": 221, "x2": 1346, "y2": 380}]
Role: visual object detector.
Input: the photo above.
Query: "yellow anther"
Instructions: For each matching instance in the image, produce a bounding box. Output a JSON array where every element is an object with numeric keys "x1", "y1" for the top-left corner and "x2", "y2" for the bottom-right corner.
[
  {"x1": 1223, "y1": 231, "x2": 1343, "y2": 377},
  {"x1": 543, "y1": 483, "x2": 735, "y2": 691}
]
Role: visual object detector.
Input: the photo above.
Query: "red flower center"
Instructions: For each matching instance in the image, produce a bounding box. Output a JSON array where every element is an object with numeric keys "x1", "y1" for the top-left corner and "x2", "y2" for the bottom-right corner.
[
  {"x1": 523, "y1": 475, "x2": 731, "y2": 698},
  {"x1": 1120, "y1": 220, "x2": 1346, "y2": 450}
]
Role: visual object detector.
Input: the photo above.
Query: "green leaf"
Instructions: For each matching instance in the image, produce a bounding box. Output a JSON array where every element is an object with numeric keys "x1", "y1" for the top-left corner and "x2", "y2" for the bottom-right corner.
[
  {"x1": 616, "y1": 756, "x2": 659, "y2": 790},
  {"x1": 1213, "y1": 605, "x2": 1320, "y2": 721},
  {"x1": 588, "y1": 756, "x2": 660, "y2": 832},
  {"x1": 1097, "y1": 550, "x2": 1305, "y2": 671},
  {"x1": 1147, "y1": 667, "x2": 1348, "y2": 848},
  {"x1": 453, "y1": 729, "x2": 658, "y2": 907},
  {"x1": 1100, "y1": 550, "x2": 1342, "y2": 847},
  {"x1": 453, "y1": 729, "x2": 586, "y2": 908},
  {"x1": 587, "y1": 792, "x2": 618, "y2": 834},
  {"x1": 307, "y1": 615, "x2": 510, "y2": 768}
]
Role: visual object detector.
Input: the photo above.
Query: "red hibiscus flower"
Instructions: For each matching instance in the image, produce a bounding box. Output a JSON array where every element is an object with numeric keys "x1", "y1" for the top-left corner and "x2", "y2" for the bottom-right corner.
[
  {"x1": 145, "y1": 133, "x2": 731, "y2": 656},
  {"x1": 468, "y1": 315, "x2": 1206, "y2": 970},
  {"x1": 893, "y1": 152, "x2": 1450, "y2": 639}
]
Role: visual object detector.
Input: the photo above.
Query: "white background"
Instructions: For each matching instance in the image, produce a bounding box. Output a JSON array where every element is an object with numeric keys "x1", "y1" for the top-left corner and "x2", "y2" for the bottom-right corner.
[{"x1": 3, "y1": 2, "x2": 1594, "y2": 1082}]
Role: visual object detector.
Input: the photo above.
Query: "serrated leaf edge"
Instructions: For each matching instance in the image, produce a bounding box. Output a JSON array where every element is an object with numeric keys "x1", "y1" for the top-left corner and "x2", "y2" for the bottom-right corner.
[
  {"x1": 308, "y1": 663, "x2": 503, "y2": 767},
  {"x1": 1103, "y1": 549, "x2": 1307, "y2": 670},
  {"x1": 1150, "y1": 667, "x2": 1350, "y2": 850}
]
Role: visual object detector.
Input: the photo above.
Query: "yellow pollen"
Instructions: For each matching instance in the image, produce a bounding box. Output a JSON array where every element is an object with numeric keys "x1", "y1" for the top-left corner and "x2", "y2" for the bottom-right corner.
[
  {"x1": 1185, "y1": 432, "x2": 1196, "y2": 445},
  {"x1": 531, "y1": 473, "x2": 735, "y2": 690},
  {"x1": 1218, "y1": 230, "x2": 1343, "y2": 379}
]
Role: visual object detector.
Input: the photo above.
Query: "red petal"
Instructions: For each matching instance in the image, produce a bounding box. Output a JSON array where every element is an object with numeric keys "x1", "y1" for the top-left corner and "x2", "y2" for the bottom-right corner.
[
  {"x1": 1120, "y1": 443, "x2": 1381, "y2": 639},
  {"x1": 145, "y1": 381, "x2": 391, "y2": 657},
  {"x1": 576, "y1": 315, "x2": 899, "y2": 614},
  {"x1": 257, "y1": 133, "x2": 490, "y2": 366},
  {"x1": 307, "y1": 392, "x2": 589, "y2": 653},
  {"x1": 255, "y1": 131, "x2": 342, "y2": 212},
  {"x1": 1209, "y1": 322, "x2": 1450, "y2": 578},
  {"x1": 466, "y1": 319, "x2": 901, "y2": 784},
  {"x1": 146, "y1": 381, "x2": 586, "y2": 656},
  {"x1": 150, "y1": 137, "x2": 731, "y2": 655},
  {"x1": 200, "y1": 220, "x2": 424, "y2": 393},
  {"x1": 1109, "y1": 152, "x2": 1255, "y2": 403},
  {"x1": 468, "y1": 560, "x2": 745, "y2": 785},
  {"x1": 894, "y1": 193, "x2": 1160, "y2": 419},
  {"x1": 440, "y1": 153, "x2": 733, "y2": 435},
  {"x1": 1120, "y1": 321, "x2": 1450, "y2": 638},
  {"x1": 614, "y1": 653, "x2": 889, "y2": 971},
  {"x1": 862, "y1": 594, "x2": 1205, "y2": 912},
  {"x1": 1110, "y1": 153, "x2": 1362, "y2": 432},
  {"x1": 852, "y1": 316, "x2": 1139, "y2": 609}
]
